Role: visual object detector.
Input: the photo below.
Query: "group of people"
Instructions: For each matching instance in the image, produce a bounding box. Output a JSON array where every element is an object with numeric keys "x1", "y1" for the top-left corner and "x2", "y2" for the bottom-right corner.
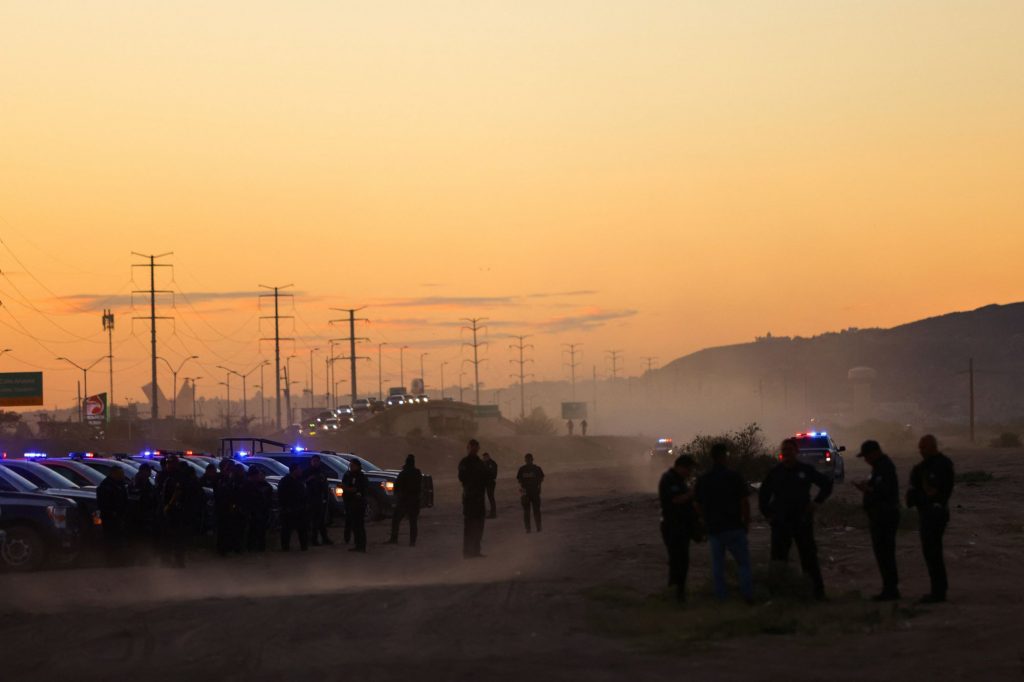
[
  {"x1": 458, "y1": 439, "x2": 546, "y2": 558},
  {"x1": 94, "y1": 452, "x2": 428, "y2": 566},
  {"x1": 659, "y1": 434, "x2": 955, "y2": 604}
]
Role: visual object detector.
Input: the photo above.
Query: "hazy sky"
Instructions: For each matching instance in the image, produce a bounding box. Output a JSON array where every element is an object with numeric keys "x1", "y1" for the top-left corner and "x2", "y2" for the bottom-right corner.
[{"x1": 1, "y1": 1, "x2": 1022, "y2": 408}]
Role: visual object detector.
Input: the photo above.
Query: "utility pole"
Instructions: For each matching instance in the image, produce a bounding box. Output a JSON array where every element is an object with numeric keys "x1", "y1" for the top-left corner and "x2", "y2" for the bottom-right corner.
[
  {"x1": 399, "y1": 345, "x2": 409, "y2": 388},
  {"x1": 377, "y1": 342, "x2": 387, "y2": 401},
  {"x1": 183, "y1": 376, "x2": 201, "y2": 424},
  {"x1": 969, "y1": 357, "x2": 975, "y2": 444},
  {"x1": 328, "y1": 307, "x2": 369, "y2": 404},
  {"x1": 219, "y1": 378, "x2": 231, "y2": 430},
  {"x1": 509, "y1": 335, "x2": 534, "y2": 419},
  {"x1": 641, "y1": 356, "x2": 658, "y2": 374},
  {"x1": 308, "y1": 347, "x2": 318, "y2": 409},
  {"x1": 419, "y1": 352, "x2": 429, "y2": 393},
  {"x1": 461, "y1": 317, "x2": 488, "y2": 406},
  {"x1": 259, "y1": 284, "x2": 294, "y2": 430},
  {"x1": 102, "y1": 309, "x2": 115, "y2": 422},
  {"x1": 440, "y1": 361, "x2": 448, "y2": 400},
  {"x1": 605, "y1": 350, "x2": 623, "y2": 381},
  {"x1": 562, "y1": 343, "x2": 582, "y2": 400},
  {"x1": 131, "y1": 252, "x2": 173, "y2": 422}
]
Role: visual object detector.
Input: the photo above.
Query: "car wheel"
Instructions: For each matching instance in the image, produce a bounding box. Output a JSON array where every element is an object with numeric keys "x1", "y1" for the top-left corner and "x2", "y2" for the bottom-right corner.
[{"x1": 1, "y1": 525, "x2": 46, "y2": 572}]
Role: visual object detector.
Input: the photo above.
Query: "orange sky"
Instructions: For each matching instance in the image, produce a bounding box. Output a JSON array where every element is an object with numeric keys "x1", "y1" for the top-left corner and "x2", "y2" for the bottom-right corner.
[{"x1": 1, "y1": 1, "x2": 1022, "y2": 409}]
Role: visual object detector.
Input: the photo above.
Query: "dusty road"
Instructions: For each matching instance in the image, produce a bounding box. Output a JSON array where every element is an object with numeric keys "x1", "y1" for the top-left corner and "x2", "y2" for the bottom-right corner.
[{"x1": 1, "y1": 442, "x2": 1022, "y2": 681}]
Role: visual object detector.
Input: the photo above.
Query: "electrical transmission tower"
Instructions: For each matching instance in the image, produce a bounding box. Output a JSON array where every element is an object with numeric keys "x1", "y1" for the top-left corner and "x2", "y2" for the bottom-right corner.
[
  {"x1": 562, "y1": 343, "x2": 583, "y2": 400},
  {"x1": 329, "y1": 307, "x2": 369, "y2": 404},
  {"x1": 508, "y1": 335, "x2": 534, "y2": 419},
  {"x1": 259, "y1": 284, "x2": 294, "y2": 430},
  {"x1": 605, "y1": 350, "x2": 623, "y2": 381},
  {"x1": 461, "y1": 317, "x2": 488, "y2": 406},
  {"x1": 641, "y1": 356, "x2": 658, "y2": 374},
  {"x1": 131, "y1": 252, "x2": 173, "y2": 421}
]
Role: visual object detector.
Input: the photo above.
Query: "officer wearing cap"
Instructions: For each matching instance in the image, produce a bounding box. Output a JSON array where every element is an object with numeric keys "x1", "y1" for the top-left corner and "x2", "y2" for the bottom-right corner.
[
  {"x1": 853, "y1": 440, "x2": 901, "y2": 601},
  {"x1": 659, "y1": 454, "x2": 697, "y2": 602},
  {"x1": 758, "y1": 438, "x2": 833, "y2": 600},
  {"x1": 907, "y1": 434, "x2": 955, "y2": 603}
]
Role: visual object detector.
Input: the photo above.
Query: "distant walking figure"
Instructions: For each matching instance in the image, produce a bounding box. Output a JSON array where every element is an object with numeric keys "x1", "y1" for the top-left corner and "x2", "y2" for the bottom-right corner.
[
  {"x1": 581, "y1": 419, "x2": 588, "y2": 437},
  {"x1": 517, "y1": 453, "x2": 545, "y2": 533},
  {"x1": 458, "y1": 439, "x2": 488, "y2": 558},
  {"x1": 566, "y1": 420, "x2": 574, "y2": 436},
  {"x1": 908, "y1": 434, "x2": 955, "y2": 604},
  {"x1": 482, "y1": 452, "x2": 498, "y2": 519}
]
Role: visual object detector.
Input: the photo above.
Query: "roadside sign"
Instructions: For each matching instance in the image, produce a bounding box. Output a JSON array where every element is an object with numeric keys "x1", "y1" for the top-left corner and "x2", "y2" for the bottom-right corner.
[
  {"x1": 561, "y1": 402, "x2": 588, "y2": 420},
  {"x1": 84, "y1": 393, "x2": 107, "y2": 426},
  {"x1": 0, "y1": 372, "x2": 43, "y2": 406}
]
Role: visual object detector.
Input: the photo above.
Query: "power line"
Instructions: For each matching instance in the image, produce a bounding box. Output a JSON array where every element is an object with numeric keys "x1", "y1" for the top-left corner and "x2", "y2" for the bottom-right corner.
[
  {"x1": 508, "y1": 334, "x2": 534, "y2": 419},
  {"x1": 259, "y1": 284, "x2": 294, "y2": 429},
  {"x1": 562, "y1": 343, "x2": 583, "y2": 400},
  {"x1": 461, "y1": 317, "x2": 488, "y2": 406},
  {"x1": 131, "y1": 252, "x2": 174, "y2": 421},
  {"x1": 329, "y1": 307, "x2": 369, "y2": 404}
]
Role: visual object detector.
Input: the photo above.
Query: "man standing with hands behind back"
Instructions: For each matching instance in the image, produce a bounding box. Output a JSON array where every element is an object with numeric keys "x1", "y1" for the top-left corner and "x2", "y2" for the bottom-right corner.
[{"x1": 459, "y1": 439, "x2": 488, "y2": 558}]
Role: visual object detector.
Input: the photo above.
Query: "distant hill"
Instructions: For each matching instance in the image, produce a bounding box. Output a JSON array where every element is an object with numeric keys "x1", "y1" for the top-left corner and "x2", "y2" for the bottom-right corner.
[{"x1": 654, "y1": 303, "x2": 1024, "y2": 422}]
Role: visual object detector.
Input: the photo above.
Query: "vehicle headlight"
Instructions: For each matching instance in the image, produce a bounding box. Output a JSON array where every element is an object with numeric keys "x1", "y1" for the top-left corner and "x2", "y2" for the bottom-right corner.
[
  {"x1": 334, "y1": 486, "x2": 344, "y2": 498},
  {"x1": 47, "y1": 505, "x2": 69, "y2": 529},
  {"x1": 382, "y1": 481, "x2": 395, "y2": 493}
]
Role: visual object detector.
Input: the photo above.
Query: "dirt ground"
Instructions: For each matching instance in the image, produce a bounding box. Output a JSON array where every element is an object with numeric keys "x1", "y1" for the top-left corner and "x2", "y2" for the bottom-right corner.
[{"x1": 1, "y1": 438, "x2": 1022, "y2": 681}]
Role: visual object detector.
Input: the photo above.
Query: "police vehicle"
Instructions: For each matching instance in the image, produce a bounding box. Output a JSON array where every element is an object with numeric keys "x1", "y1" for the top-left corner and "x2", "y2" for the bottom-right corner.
[
  {"x1": 790, "y1": 431, "x2": 846, "y2": 482},
  {"x1": 648, "y1": 438, "x2": 676, "y2": 466},
  {"x1": 0, "y1": 490, "x2": 81, "y2": 571}
]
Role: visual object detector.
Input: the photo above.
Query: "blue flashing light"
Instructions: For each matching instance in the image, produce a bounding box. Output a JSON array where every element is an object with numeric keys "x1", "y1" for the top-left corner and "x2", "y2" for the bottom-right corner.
[
  {"x1": 24, "y1": 452, "x2": 47, "y2": 459},
  {"x1": 293, "y1": 445, "x2": 306, "y2": 453},
  {"x1": 141, "y1": 450, "x2": 154, "y2": 458},
  {"x1": 236, "y1": 450, "x2": 249, "y2": 457}
]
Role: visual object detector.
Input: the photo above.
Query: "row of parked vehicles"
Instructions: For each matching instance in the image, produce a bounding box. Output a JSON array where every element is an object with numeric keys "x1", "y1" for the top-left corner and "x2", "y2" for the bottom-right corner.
[
  {"x1": 298, "y1": 395, "x2": 434, "y2": 436},
  {"x1": 0, "y1": 438, "x2": 433, "y2": 572}
]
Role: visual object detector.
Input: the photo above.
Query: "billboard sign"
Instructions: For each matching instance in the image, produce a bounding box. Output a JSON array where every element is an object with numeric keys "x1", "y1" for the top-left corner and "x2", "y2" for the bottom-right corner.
[
  {"x1": 84, "y1": 393, "x2": 107, "y2": 426},
  {"x1": 0, "y1": 372, "x2": 43, "y2": 407},
  {"x1": 561, "y1": 402, "x2": 588, "y2": 420}
]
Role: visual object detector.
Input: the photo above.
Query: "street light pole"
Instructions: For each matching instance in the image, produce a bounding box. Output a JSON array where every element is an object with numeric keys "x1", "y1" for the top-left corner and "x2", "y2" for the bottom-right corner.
[
  {"x1": 56, "y1": 355, "x2": 105, "y2": 422},
  {"x1": 183, "y1": 376, "x2": 201, "y2": 424},
  {"x1": 216, "y1": 367, "x2": 233, "y2": 431},
  {"x1": 419, "y1": 352, "x2": 429, "y2": 393},
  {"x1": 400, "y1": 345, "x2": 409, "y2": 389},
  {"x1": 440, "y1": 361, "x2": 448, "y2": 400},
  {"x1": 157, "y1": 355, "x2": 198, "y2": 421},
  {"x1": 308, "y1": 347, "x2": 319, "y2": 409},
  {"x1": 377, "y1": 342, "x2": 387, "y2": 401}
]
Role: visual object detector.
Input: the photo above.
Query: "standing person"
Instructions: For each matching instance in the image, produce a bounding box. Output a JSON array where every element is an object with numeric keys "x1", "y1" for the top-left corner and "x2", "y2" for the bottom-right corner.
[
  {"x1": 853, "y1": 440, "x2": 902, "y2": 601},
  {"x1": 214, "y1": 461, "x2": 241, "y2": 555},
  {"x1": 305, "y1": 455, "x2": 333, "y2": 546},
  {"x1": 517, "y1": 453, "x2": 545, "y2": 533},
  {"x1": 481, "y1": 452, "x2": 498, "y2": 519},
  {"x1": 659, "y1": 454, "x2": 697, "y2": 602},
  {"x1": 907, "y1": 434, "x2": 955, "y2": 604},
  {"x1": 159, "y1": 457, "x2": 189, "y2": 568},
  {"x1": 759, "y1": 438, "x2": 833, "y2": 600},
  {"x1": 241, "y1": 467, "x2": 273, "y2": 552},
  {"x1": 199, "y1": 463, "x2": 219, "y2": 489},
  {"x1": 458, "y1": 439, "x2": 488, "y2": 558},
  {"x1": 694, "y1": 443, "x2": 754, "y2": 603},
  {"x1": 131, "y1": 463, "x2": 158, "y2": 545},
  {"x1": 96, "y1": 466, "x2": 129, "y2": 567},
  {"x1": 387, "y1": 454, "x2": 422, "y2": 546},
  {"x1": 278, "y1": 464, "x2": 310, "y2": 552},
  {"x1": 566, "y1": 419, "x2": 574, "y2": 436},
  {"x1": 342, "y1": 459, "x2": 369, "y2": 553},
  {"x1": 581, "y1": 419, "x2": 588, "y2": 437}
]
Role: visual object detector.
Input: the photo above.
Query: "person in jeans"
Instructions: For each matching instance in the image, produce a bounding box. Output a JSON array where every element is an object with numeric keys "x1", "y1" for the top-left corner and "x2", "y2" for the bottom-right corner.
[{"x1": 695, "y1": 442, "x2": 754, "y2": 603}]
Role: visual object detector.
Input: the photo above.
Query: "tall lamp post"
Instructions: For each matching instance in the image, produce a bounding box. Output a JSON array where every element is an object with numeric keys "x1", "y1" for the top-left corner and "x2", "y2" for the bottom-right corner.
[
  {"x1": 399, "y1": 345, "x2": 409, "y2": 389},
  {"x1": 219, "y1": 380, "x2": 231, "y2": 430},
  {"x1": 183, "y1": 376, "x2": 201, "y2": 424},
  {"x1": 419, "y1": 352, "x2": 429, "y2": 394},
  {"x1": 56, "y1": 355, "x2": 106, "y2": 422},
  {"x1": 157, "y1": 355, "x2": 198, "y2": 421},
  {"x1": 377, "y1": 342, "x2": 387, "y2": 401},
  {"x1": 308, "y1": 346, "x2": 319, "y2": 409},
  {"x1": 440, "y1": 361, "x2": 448, "y2": 400}
]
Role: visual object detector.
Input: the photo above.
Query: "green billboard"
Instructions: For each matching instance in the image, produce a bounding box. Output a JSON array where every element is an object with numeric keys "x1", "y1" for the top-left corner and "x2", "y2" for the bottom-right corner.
[{"x1": 0, "y1": 372, "x2": 43, "y2": 407}]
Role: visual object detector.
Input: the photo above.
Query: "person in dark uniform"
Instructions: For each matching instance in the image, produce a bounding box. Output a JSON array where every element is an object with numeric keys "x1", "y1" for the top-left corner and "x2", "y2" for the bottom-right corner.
[
  {"x1": 131, "y1": 463, "x2": 158, "y2": 547},
  {"x1": 387, "y1": 454, "x2": 423, "y2": 546},
  {"x1": 199, "y1": 463, "x2": 219, "y2": 489},
  {"x1": 659, "y1": 454, "x2": 697, "y2": 602},
  {"x1": 853, "y1": 440, "x2": 901, "y2": 601},
  {"x1": 159, "y1": 457, "x2": 190, "y2": 568},
  {"x1": 305, "y1": 455, "x2": 333, "y2": 546},
  {"x1": 759, "y1": 438, "x2": 833, "y2": 600},
  {"x1": 458, "y1": 439, "x2": 487, "y2": 558},
  {"x1": 215, "y1": 461, "x2": 244, "y2": 555},
  {"x1": 241, "y1": 467, "x2": 273, "y2": 552},
  {"x1": 581, "y1": 419, "x2": 588, "y2": 437},
  {"x1": 278, "y1": 464, "x2": 310, "y2": 551},
  {"x1": 342, "y1": 459, "x2": 369, "y2": 552},
  {"x1": 96, "y1": 466, "x2": 129, "y2": 566},
  {"x1": 566, "y1": 419, "x2": 574, "y2": 436},
  {"x1": 517, "y1": 453, "x2": 545, "y2": 533},
  {"x1": 907, "y1": 434, "x2": 955, "y2": 603},
  {"x1": 694, "y1": 443, "x2": 754, "y2": 603},
  {"x1": 481, "y1": 452, "x2": 498, "y2": 519}
]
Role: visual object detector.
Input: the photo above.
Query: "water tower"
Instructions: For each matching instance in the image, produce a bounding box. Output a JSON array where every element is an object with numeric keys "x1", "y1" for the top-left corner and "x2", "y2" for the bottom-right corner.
[{"x1": 848, "y1": 366, "x2": 877, "y2": 416}]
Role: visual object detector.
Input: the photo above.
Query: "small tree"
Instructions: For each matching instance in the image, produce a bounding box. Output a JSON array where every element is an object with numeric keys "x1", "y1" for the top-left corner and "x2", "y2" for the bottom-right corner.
[
  {"x1": 681, "y1": 422, "x2": 777, "y2": 481},
  {"x1": 514, "y1": 407, "x2": 558, "y2": 436}
]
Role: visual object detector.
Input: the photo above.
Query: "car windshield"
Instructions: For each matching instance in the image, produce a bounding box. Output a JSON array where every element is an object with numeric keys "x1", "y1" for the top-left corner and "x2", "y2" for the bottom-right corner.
[
  {"x1": 47, "y1": 461, "x2": 105, "y2": 486},
  {"x1": 248, "y1": 458, "x2": 289, "y2": 476},
  {"x1": 313, "y1": 454, "x2": 351, "y2": 477},
  {"x1": 346, "y1": 455, "x2": 381, "y2": 472},
  {"x1": 4, "y1": 462, "x2": 82, "y2": 490},
  {"x1": 0, "y1": 465, "x2": 38, "y2": 492}
]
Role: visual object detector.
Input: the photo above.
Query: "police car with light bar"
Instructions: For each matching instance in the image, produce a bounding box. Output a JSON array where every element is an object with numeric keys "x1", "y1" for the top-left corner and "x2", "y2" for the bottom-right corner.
[{"x1": 790, "y1": 431, "x2": 846, "y2": 482}]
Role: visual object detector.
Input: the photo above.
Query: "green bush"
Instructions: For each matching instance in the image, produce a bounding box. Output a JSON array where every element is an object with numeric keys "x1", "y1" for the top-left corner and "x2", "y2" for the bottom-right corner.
[
  {"x1": 514, "y1": 406, "x2": 557, "y2": 436},
  {"x1": 680, "y1": 423, "x2": 778, "y2": 481}
]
